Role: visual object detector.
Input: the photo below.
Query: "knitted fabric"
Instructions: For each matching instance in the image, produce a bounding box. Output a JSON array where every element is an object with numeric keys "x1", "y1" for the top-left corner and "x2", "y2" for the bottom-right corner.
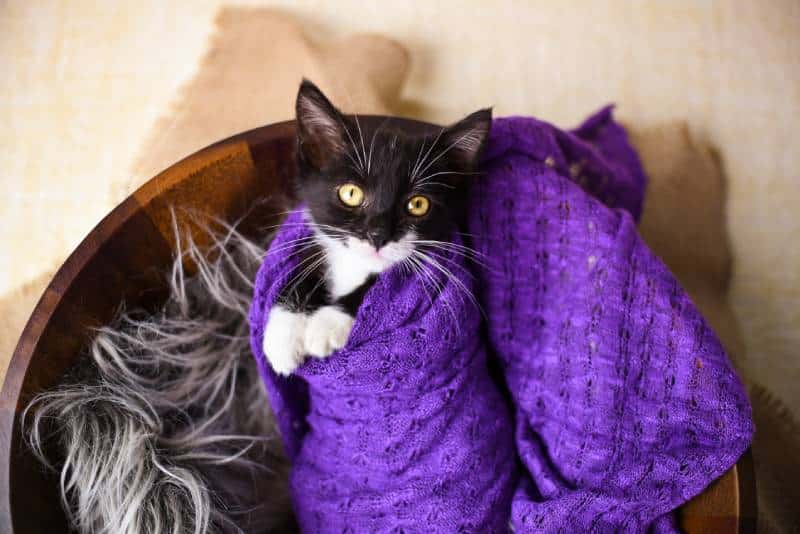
[{"x1": 249, "y1": 108, "x2": 753, "y2": 532}]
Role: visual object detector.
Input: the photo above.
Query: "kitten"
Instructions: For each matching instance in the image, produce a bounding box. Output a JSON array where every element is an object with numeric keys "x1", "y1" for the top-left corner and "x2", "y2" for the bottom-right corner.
[{"x1": 263, "y1": 80, "x2": 491, "y2": 375}]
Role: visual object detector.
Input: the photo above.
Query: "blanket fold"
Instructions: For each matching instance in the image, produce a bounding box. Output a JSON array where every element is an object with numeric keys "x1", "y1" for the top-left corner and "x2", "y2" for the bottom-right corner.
[{"x1": 249, "y1": 108, "x2": 753, "y2": 533}]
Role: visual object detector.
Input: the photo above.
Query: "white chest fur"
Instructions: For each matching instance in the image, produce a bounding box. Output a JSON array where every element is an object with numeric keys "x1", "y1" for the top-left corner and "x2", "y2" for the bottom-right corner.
[
  {"x1": 317, "y1": 233, "x2": 385, "y2": 298},
  {"x1": 312, "y1": 225, "x2": 417, "y2": 299}
]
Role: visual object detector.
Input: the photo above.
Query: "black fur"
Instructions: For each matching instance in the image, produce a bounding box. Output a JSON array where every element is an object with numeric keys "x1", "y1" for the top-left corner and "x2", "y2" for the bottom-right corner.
[{"x1": 278, "y1": 79, "x2": 491, "y2": 316}]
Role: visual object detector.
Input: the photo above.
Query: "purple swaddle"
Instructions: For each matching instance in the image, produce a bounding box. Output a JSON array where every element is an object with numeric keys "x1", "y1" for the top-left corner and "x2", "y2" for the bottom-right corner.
[
  {"x1": 250, "y1": 208, "x2": 517, "y2": 531},
  {"x1": 249, "y1": 108, "x2": 753, "y2": 532}
]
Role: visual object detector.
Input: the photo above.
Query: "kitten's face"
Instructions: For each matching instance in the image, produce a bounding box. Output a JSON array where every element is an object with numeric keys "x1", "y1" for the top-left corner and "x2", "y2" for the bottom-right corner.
[{"x1": 294, "y1": 80, "x2": 491, "y2": 274}]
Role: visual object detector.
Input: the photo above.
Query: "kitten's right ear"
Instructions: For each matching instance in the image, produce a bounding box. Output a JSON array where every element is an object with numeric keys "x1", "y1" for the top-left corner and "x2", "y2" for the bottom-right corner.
[
  {"x1": 440, "y1": 108, "x2": 492, "y2": 172},
  {"x1": 295, "y1": 79, "x2": 348, "y2": 170}
]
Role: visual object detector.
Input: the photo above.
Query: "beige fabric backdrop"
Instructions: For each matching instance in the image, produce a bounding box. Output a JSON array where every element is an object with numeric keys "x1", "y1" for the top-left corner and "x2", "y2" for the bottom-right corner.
[{"x1": 1, "y1": 1, "x2": 798, "y2": 413}]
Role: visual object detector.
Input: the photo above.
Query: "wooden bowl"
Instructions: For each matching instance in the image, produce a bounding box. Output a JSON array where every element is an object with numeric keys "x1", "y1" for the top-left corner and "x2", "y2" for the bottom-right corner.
[{"x1": 0, "y1": 118, "x2": 755, "y2": 533}]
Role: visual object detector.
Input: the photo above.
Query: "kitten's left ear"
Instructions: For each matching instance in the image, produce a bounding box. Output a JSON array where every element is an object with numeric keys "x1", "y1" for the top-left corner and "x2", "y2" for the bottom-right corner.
[{"x1": 441, "y1": 108, "x2": 492, "y2": 170}]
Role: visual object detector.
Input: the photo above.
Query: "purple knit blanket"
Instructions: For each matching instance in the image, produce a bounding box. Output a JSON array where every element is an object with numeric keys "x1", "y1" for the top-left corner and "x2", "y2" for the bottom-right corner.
[{"x1": 249, "y1": 108, "x2": 753, "y2": 532}]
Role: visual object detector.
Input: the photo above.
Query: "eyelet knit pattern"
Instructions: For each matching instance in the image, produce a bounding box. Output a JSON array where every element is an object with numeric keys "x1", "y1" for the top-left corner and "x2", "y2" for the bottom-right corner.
[{"x1": 249, "y1": 107, "x2": 753, "y2": 533}]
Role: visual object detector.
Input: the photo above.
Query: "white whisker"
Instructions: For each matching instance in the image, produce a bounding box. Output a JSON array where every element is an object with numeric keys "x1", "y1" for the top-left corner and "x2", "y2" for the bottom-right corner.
[
  {"x1": 408, "y1": 252, "x2": 461, "y2": 335},
  {"x1": 416, "y1": 130, "x2": 477, "y2": 179},
  {"x1": 283, "y1": 252, "x2": 328, "y2": 301},
  {"x1": 410, "y1": 239, "x2": 492, "y2": 268},
  {"x1": 412, "y1": 181, "x2": 455, "y2": 191},
  {"x1": 401, "y1": 256, "x2": 435, "y2": 312},
  {"x1": 413, "y1": 129, "x2": 444, "y2": 178},
  {"x1": 352, "y1": 113, "x2": 369, "y2": 175},
  {"x1": 413, "y1": 249, "x2": 486, "y2": 321},
  {"x1": 414, "y1": 170, "x2": 480, "y2": 187},
  {"x1": 411, "y1": 136, "x2": 429, "y2": 180},
  {"x1": 336, "y1": 117, "x2": 365, "y2": 172},
  {"x1": 411, "y1": 127, "x2": 446, "y2": 182},
  {"x1": 367, "y1": 117, "x2": 391, "y2": 175}
]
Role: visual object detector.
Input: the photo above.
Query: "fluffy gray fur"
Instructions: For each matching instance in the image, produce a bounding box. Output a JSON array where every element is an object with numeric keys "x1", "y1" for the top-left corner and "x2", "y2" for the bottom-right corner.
[{"x1": 22, "y1": 213, "x2": 293, "y2": 534}]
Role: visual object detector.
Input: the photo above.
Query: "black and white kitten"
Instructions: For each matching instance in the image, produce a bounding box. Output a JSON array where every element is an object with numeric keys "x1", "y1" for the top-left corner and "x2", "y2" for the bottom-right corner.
[{"x1": 263, "y1": 80, "x2": 491, "y2": 375}]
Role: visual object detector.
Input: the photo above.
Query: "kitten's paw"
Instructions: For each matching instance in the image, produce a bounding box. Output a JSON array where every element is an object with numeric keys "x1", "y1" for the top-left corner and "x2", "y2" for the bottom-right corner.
[
  {"x1": 304, "y1": 306, "x2": 354, "y2": 358},
  {"x1": 263, "y1": 306, "x2": 308, "y2": 376}
]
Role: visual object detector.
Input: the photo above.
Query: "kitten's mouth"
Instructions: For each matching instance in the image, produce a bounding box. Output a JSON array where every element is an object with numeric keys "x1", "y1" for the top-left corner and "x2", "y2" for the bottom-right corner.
[
  {"x1": 310, "y1": 221, "x2": 415, "y2": 274},
  {"x1": 347, "y1": 246, "x2": 387, "y2": 262},
  {"x1": 347, "y1": 235, "x2": 414, "y2": 270},
  {"x1": 352, "y1": 238, "x2": 393, "y2": 263}
]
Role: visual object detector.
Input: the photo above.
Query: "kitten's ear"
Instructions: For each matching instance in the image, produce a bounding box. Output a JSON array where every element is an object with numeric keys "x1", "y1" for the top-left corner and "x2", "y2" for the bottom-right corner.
[
  {"x1": 295, "y1": 79, "x2": 348, "y2": 170},
  {"x1": 441, "y1": 108, "x2": 492, "y2": 170}
]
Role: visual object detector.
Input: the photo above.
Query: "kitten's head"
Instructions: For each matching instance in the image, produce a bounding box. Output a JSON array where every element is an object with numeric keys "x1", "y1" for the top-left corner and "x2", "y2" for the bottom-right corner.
[{"x1": 294, "y1": 79, "x2": 491, "y2": 273}]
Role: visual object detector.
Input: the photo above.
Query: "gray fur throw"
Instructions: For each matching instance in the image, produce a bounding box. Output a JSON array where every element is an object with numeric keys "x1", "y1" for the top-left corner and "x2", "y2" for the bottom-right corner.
[{"x1": 23, "y1": 217, "x2": 294, "y2": 533}]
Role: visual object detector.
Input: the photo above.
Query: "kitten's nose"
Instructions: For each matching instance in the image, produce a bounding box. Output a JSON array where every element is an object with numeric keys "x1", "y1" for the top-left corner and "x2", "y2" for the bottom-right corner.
[{"x1": 367, "y1": 230, "x2": 389, "y2": 250}]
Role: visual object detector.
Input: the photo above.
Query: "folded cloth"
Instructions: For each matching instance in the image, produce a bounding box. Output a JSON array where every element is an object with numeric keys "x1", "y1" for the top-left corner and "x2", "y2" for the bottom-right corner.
[{"x1": 249, "y1": 108, "x2": 754, "y2": 533}]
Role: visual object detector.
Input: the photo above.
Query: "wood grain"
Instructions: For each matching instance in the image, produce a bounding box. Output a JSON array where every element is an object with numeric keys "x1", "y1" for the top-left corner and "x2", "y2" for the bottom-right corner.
[{"x1": 0, "y1": 118, "x2": 753, "y2": 533}]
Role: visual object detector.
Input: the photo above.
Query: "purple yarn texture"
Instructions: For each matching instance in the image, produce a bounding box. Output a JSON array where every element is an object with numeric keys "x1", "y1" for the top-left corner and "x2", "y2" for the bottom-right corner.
[{"x1": 249, "y1": 108, "x2": 754, "y2": 533}]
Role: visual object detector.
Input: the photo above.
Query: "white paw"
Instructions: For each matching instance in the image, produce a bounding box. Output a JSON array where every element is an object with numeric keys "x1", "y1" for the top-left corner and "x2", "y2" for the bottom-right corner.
[
  {"x1": 263, "y1": 306, "x2": 308, "y2": 376},
  {"x1": 304, "y1": 306, "x2": 354, "y2": 358}
]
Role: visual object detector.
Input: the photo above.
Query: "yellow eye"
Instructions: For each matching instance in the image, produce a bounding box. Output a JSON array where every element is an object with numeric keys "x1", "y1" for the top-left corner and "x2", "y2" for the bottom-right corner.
[
  {"x1": 337, "y1": 183, "x2": 364, "y2": 207},
  {"x1": 406, "y1": 195, "x2": 430, "y2": 217}
]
